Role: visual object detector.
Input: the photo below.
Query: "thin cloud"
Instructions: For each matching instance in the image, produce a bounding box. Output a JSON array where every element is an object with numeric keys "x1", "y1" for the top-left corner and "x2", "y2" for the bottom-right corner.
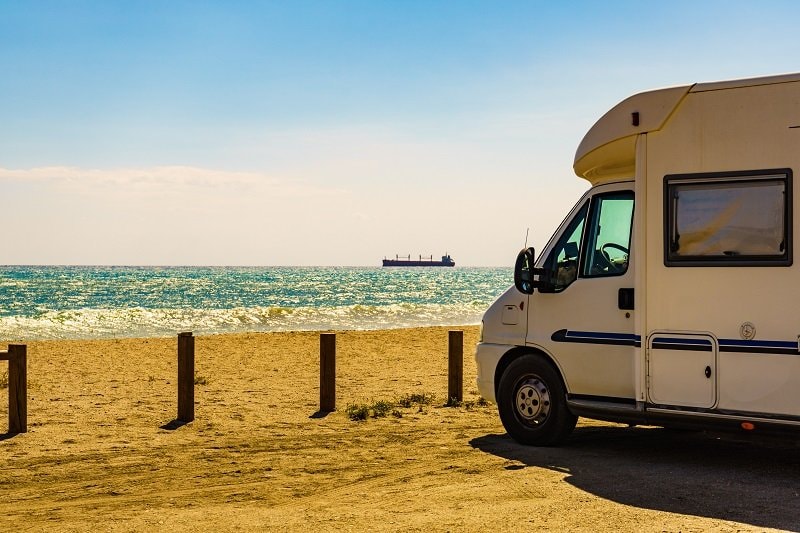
[{"x1": 0, "y1": 166, "x2": 345, "y2": 198}]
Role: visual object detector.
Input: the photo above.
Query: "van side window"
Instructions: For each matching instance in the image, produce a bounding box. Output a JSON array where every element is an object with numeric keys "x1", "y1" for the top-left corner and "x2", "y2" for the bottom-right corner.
[
  {"x1": 542, "y1": 202, "x2": 589, "y2": 291},
  {"x1": 581, "y1": 192, "x2": 634, "y2": 278},
  {"x1": 664, "y1": 170, "x2": 792, "y2": 266}
]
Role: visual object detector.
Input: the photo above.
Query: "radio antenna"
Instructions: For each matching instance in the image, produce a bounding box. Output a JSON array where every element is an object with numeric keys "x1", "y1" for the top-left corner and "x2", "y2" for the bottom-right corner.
[{"x1": 523, "y1": 227, "x2": 530, "y2": 248}]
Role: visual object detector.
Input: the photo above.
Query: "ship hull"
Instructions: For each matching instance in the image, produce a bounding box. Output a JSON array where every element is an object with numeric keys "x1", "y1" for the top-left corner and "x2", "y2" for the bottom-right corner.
[{"x1": 382, "y1": 260, "x2": 455, "y2": 267}]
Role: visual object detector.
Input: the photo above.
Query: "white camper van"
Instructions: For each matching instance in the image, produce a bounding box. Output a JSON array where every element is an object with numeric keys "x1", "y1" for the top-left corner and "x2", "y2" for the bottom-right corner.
[{"x1": 476, "y1": 73, "x2": 800, "y2": 445}]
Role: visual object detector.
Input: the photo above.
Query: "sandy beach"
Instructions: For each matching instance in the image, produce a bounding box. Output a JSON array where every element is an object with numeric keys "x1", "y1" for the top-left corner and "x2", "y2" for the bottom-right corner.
[{"x1": 1, "y1": 326, "x2": 798, "y2": 532}]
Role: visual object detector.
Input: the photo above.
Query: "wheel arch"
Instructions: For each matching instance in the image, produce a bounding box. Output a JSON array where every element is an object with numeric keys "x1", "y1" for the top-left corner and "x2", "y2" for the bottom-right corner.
[{"x1": 494, "y1": 346, "x2": 567, "y2": 400}]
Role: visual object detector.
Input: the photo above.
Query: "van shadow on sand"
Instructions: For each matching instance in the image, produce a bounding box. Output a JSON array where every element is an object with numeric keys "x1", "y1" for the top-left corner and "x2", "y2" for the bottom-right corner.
[{"x1": 470, "y1": 426, "x2": 800, "y2": 531}]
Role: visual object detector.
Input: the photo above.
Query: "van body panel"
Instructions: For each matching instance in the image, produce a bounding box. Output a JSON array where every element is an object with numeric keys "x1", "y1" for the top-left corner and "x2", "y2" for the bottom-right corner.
[
  {"x1": 528, "y1": 181, "x2": 637, "y2": 400},
  {"x1": 642, "y1": 78, "x2": 800, "y2": 423},
  {"x1": 717, "y1": 351, "x2": 800, "y2": 416},
  {"x1": 690, "y1": 72, "x2": 800, "y2": 93},
  {"x1": 647, "y1": 332, "x2": 717, "y2": 408},
  {"x1": 479, "y1": 286, "x2": 527, "y2": 347},
  {"x1": 574, "y1": 85, "x2": 691, "y2": 183},
  {"x1": 474, "y1": 342, "x2": 511, "y2": 403}
]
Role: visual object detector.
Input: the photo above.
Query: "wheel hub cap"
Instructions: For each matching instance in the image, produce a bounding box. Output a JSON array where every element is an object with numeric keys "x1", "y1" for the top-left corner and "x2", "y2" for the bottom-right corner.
[{"x1": 516, "y1": 377, "x2": 550, "y2": 424}]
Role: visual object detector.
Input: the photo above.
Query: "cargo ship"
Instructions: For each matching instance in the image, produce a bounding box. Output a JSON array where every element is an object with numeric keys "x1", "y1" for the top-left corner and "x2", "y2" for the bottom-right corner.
[{"x1": 382, "y1": 254, "x2": 455, "y2": 267}]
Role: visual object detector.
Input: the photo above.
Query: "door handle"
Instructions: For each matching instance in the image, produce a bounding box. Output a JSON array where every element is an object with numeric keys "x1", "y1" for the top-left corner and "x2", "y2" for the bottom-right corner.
[
  {"x1": 705, "y1": 366, "x2": 712, "y2": 379},
  {"x1": 618, "y1": 288, "x2": 634, "y2": 310}
]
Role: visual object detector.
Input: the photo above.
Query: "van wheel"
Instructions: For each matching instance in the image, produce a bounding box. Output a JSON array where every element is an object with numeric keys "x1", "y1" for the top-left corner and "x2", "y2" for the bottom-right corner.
[{"x1": 497, "y1": 354, "x2": 577, "y2": 446}]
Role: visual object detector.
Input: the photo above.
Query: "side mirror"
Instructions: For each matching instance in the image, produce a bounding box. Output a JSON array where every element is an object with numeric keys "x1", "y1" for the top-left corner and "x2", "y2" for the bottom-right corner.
[
  {"x1": 515, "y1": 247, "x2": 556, "y2": 294},
  {"x1": 514, "y1": 247, "x2": 537, "y2": 295}
]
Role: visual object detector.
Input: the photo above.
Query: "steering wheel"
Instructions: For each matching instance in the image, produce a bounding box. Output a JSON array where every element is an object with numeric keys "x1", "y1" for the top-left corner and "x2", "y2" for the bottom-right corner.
[{"x1": 600, "y1": 242, "x2": 629, "y2": 272}]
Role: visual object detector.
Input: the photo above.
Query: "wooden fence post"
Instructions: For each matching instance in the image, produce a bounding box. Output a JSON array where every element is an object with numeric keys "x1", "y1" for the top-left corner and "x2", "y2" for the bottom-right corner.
[
  {"x1": 448, "y1": 330, "x2": 463, "y2": 403},
  {"x1": 320, "y1": 333, "x2": 336, "y2": 412},
  {"x1": 7, "y1": 345, "x2": 27, "y2": 434},
  {"x1": 177, "y1": 332, "x2": 195, "y2": 423}
]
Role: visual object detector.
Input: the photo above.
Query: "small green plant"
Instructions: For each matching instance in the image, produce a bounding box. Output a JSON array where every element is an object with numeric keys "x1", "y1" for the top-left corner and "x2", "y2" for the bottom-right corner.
[
  {"x1": 445, "y1": 396, "x2": 463, "y2": 408},
  {"x1": 345, "y1": 403, "x2": 370, "y2": 421},
  {"x1": 397, "y1": 396, "x2": 412, "y2": 408},
  {"x1": 194, "y1": 373, "x2": 208, "y2": 385},
  {"x1": 0, "y1": 371, "x2": 7, "y2": 389},
  {"x1": 397, "y1": 392, "x2": 435, "y2": 408},
  {"x1": 371, "y1": 399, "x2": 394, "y2": 418},
  {"x1": 449, "y1": 396, "x2": 489, "y2": 410},
  {"x1": 346, "y1": 392, "x2": 441, "y2": 422},
  {"x1": 347, "y1": 399, "x2": 398, "y2": 420}
]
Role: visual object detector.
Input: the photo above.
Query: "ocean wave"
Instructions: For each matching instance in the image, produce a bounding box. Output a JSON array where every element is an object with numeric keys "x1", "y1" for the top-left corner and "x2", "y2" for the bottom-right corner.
[{"x1": 0, "y1": 302, "x2": 490, "y2": 340}]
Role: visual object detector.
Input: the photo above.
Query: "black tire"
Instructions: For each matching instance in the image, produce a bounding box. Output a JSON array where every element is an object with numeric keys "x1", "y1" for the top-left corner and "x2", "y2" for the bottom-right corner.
[{"x1": 497, "y1": 354, "x2": 577, "y2": 446}]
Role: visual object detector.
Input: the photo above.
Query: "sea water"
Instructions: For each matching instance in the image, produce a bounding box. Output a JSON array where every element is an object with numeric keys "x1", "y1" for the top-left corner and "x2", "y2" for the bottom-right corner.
[{"x1": 0, "y1": 266, "x2": 512, "y2": 339}]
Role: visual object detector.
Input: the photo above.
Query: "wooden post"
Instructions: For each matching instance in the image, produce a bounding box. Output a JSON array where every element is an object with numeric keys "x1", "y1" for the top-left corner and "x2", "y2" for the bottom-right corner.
[
  {"x1": 2, "y1": 345, "x2": 28, "y2": 433},
  {"x1": 177, "y1": 332, "x2": 195, "y2": 423},
  {"x1": 320, "y1": 333, "x2": 336, "y2": 412},
  {"x1": 448, "y1": 330, "x2": 463, "y2": 403}
]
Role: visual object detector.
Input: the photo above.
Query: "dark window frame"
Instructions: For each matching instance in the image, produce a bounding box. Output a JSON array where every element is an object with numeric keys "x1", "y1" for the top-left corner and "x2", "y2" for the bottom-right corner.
[{"x1": 663, "y1": 168, "x2": 793, "y2": 267}]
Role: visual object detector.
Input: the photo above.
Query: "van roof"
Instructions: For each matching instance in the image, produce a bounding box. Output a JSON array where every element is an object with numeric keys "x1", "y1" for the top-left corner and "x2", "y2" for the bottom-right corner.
[{"x1": 573, "y1": 72, "x2": 800, "y2": 185}]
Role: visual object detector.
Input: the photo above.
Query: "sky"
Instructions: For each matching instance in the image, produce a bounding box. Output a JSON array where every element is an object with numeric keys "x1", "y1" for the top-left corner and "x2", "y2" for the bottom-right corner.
[{"x1": 3, "y1": 1, "x2": 800, "y2": 266}]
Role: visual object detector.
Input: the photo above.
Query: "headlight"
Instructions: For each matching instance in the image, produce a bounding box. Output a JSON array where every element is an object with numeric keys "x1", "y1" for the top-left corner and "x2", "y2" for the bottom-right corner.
[{"x1": 479, "y1": 320, "x2": 484, "y2": 342}]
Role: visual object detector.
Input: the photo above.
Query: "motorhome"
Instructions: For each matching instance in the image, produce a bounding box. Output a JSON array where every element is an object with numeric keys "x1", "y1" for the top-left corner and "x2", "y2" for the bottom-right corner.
[{"x1": 476, "y1": 73, "x2": 800, "y2": 445}]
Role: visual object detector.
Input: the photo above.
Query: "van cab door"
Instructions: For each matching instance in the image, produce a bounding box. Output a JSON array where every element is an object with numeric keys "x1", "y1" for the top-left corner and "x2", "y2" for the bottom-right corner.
[{"x1": 527, "y1": 183, "x2": 637, "y2": 400}]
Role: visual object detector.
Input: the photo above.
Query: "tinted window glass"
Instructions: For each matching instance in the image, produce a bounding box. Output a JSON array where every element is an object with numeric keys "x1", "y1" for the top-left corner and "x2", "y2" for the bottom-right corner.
[
  {"x1": 582, "y1": 192, "x2": 634, "y2": 277},
  {"x1": 543, "y1": 202, "x2": 588, "y2": 291}
]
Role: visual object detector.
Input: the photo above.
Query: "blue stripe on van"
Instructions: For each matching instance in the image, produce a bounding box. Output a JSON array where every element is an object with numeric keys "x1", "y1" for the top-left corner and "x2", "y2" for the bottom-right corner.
[
  {"x1": 650, "y1": 337, "x2": 798, "y2": 355},
  {"x1": 718, "y1": 338, "x2": 798, "y2": 355},
  {"x1": 651, "y1": 337, "x2": 713, "y2": 352},
  {"x1": 552, "y1": 331, "x2": 799, "y2": 355},
  {"x1": 551, "y1": 329, "x2": 641, "y2": 347}
]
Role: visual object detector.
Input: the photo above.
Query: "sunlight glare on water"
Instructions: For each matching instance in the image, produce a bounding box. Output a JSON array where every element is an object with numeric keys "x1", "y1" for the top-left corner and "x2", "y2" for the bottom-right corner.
[{"x1": 0, "y1": 266, "x2": 512, "y2": 339}]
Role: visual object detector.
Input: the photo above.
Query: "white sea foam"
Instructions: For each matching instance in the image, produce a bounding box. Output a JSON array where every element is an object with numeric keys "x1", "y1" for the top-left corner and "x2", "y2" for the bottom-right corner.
[{"x1": 0, "y1": 302, "x2": 490, "y2": 340}]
